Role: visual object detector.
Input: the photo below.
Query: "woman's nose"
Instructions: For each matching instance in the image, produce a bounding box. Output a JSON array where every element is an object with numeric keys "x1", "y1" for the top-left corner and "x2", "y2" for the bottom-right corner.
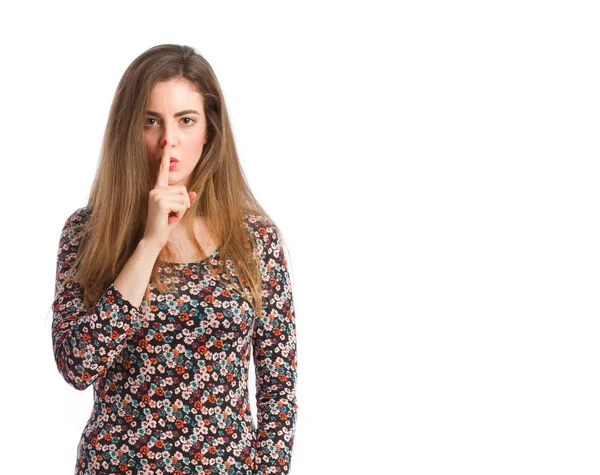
[
  {"x1": 161, "y1": 123, "x2": 177, "y2": 148},
  {"x1": 161, "y1": 136, "x2": 175, "y2": 148}
]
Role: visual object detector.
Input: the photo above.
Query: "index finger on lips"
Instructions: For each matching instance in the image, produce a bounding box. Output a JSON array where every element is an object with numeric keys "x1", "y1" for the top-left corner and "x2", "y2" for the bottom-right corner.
[{"x1": 155, "y1": 140, "x2": 171, "y2": 189}]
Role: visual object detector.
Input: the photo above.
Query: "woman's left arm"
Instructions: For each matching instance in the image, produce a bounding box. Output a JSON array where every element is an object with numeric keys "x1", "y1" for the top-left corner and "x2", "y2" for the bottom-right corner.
[{"x1": 252, "y1": 224, "x2": 298, "y2": 474}]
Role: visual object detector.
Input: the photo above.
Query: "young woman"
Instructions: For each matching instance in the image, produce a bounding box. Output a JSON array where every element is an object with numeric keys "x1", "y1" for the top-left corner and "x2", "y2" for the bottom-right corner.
[{"x1": 51, "y1": 44, "x2": 298, "y2": 475}]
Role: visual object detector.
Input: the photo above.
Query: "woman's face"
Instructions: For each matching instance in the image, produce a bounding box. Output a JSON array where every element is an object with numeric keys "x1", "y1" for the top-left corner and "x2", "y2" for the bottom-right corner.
[{"x1": 143, "y1": 78, "x2": 208, "y2": 188}]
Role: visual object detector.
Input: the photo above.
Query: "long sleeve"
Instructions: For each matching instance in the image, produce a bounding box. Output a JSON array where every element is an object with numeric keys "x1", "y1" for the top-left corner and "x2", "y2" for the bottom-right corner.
[
  {"x1": 51, "y1": 207, "x2": 145, "y2": 391},
  {"x1": 252, "y1": 224, "x2": 298, "y2": 474}
]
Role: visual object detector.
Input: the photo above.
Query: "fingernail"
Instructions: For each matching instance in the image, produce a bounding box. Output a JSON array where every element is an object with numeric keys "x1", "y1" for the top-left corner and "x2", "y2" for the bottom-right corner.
[{"x1": 163, "y1": 139, "x2": 167, "y2": 146}]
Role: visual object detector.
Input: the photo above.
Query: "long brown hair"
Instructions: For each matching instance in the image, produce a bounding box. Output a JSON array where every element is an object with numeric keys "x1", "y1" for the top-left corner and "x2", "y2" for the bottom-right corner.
[{"x1": 64, "y1": 44, "x2": 277, "y2": 317}]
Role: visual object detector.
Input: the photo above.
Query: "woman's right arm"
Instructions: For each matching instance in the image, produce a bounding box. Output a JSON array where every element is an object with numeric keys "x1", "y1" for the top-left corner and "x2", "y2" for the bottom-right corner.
[{"x1": 51, "y1": 208, "x2": 161, "y2": 391}]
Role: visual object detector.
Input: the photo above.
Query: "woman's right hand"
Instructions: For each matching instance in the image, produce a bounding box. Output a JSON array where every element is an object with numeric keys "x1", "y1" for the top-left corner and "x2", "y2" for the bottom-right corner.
[{"x1": 142, "y1": 142, "x2": 197, "y2": 251}]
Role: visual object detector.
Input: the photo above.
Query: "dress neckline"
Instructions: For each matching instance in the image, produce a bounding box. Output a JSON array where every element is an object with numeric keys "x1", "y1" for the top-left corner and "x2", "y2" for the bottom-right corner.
[{"x1": 156, "y1": 247, "x2": 220, "y2": 266}]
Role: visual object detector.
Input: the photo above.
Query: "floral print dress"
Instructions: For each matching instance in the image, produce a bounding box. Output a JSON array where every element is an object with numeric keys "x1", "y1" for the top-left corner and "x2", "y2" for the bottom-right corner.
[{"x1": 52, "y1": 206, "x2": 298, "y2": 475}]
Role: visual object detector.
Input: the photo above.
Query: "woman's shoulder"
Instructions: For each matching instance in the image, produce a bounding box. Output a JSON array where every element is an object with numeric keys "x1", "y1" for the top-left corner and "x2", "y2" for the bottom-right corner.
[
  {"x1": 242, "y1": 210, "x2": 285, "y2": 258},
  {"x1": 242, "y1": 211, "x2": 279, "y2": 239},
  {"x1": 243, "y1": 210, "x2": 268, "y2": 225},
  {"x1": 60, "y1": 205, "x2": 93, "y2": 241},
  {"x1": 63, "y1": 205, "x2": 92, "y2": 227}
]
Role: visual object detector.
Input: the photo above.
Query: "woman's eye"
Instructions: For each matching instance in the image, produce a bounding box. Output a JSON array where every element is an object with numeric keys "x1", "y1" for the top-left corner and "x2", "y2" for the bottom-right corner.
[{"x1": 182, "y1": 117, "x2": 195, "y2": 125}]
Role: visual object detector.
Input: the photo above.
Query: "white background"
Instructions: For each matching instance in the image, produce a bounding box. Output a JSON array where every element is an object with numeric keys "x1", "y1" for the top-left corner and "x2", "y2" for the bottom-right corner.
[{"x1": 0, "y1": 1, "x2": 599, "y2": 474}]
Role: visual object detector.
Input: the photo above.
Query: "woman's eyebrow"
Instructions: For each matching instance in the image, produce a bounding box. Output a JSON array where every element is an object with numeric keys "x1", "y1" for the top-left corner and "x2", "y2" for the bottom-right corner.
[{"x1": 145, "y1": 109, "x2": 200, "y2": 118}]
